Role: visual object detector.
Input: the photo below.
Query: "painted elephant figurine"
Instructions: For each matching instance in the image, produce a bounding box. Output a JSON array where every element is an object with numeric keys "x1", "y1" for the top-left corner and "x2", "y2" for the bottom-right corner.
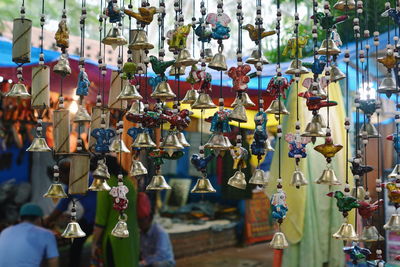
[
  {"x1": 167, "y1": 24, "x2": 192, "y2": 51},
  {"x1": 227, "y1": 64, "x2": 251, "y2": 92},
  {"x1": 161, "y1": 109, "x2": 192, "y2": 131},
  {"x1": 230, "y1": 146, "x2": 248, "y2": 170},
  {"x1": 211, "y1": 22, "x2": 230, "y2": 40},
  {"x1": 206, "y1": 109, "x2": 231, "y2": 133},
  {"x1": 106, "y1": 0, "x2": 121, "y2": 23},
  {"x1": 271, "y1": 191, "x2": 288, "y2": 220},
  {"x1": 91, "y1": 128, "x2": 116, "y2": 153},
  {"x1": 191, "y1": 154, "x2": 214, "y2": 172},
  {"x1": 110, "y1": 184, "x2": 129, "y2": 211},
  {"x1": 126, "y1": 110, "x2": 163, "y2": 128},
  {"x1": 251, "y1": 127, "x2": 268, "y2": 156},
  {"x1": 285, "y1": 133, "x2": 311, "y2": 158},
  {"x1": 266, "y1": 76, "x2": 292, "y2": 99},
  {"x1": 282, "y1": 36, "x2": 309, "y2": 59}
]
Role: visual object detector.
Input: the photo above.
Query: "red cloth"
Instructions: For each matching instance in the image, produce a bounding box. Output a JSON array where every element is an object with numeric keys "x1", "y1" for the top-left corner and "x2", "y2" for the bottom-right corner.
[{"x1": 137, "y1": 192, "x2": 151, "y2": 219}]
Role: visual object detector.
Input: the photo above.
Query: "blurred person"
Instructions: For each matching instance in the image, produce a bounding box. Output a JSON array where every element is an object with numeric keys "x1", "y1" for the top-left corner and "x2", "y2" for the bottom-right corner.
[
  {"x1": 0, "y1": 202, "x2": 59, "y2": 267},
  {"x1": 138, "y1": 192, "x2": 175, "y2": 267}
]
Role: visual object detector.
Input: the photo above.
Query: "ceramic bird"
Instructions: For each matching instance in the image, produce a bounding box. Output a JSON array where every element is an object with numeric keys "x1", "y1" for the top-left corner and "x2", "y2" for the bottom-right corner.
[
  {"x1": 314, "y1": 137, "x2": 343, "y2": 159},
  {"x1": 350, "y1": 160, "x2": 374, "y2": 177},
  {"x1": 387, "y1": 134, "x2": 400, "y2": 154},
  {"x1": 359, "y1": 99, "x2": 376, "y2": 116},
  {"x1": 121, "y1": 62, "x2": 137, "y2": 80},
  {"x1": 191, "y1": 154, "x2": 215, "y2": 172},
  {"x1": 91, "y1": 128, "x2": 116, "y2": 153},
  {"x1": 230, "y1": 146, "x2": 248, "y2": 170},
  {"x1": 358, "y1": 200, "x2": 383, "y2": 219},
  {"x1": 377, "y1": 50, "x2": 397, "y2": 69},
  {"x1": 386, "y1": 182, "x2": 400, "y2": 204},
  {"x1": 327, "y1": 191, "x2": 360, "y2": 213},
  {"x1": 298, "y1": 91, "x2": 337, "y2": 111},
  {"x1": 302, "y1": 56, "x2": 327, "y2": 75},
  {"x1": 312, "y1": 12, "x2": 348, "y2": 31},
  {"x1": 382, "y1": 8, "x2": 400, "y2": 26},
  {"x1": 124, "y1": 6, "x2": 158, "y2": 25},
  {"x1": 343, "y1": 243, "x2": 371, "y2": 264},
  {"x1": 242, "y1": 24, "x2": 276, "y2": 42},
  {"x1": 54, "y1": 20, "x2": 69, "y2": 48},
  {"x1": 149, "y1": 56, "x2": 175, "y2": 75}
]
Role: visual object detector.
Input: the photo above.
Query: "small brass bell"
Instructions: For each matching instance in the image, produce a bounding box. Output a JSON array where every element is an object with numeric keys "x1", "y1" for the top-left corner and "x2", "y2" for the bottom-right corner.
[
  {"x1": 102, "y1": 26, "x2": 127, "y2": 50},
  {"x1": 62, "y1": 220, "x2": 86, "y2": 239},
  {"x1": 204, "y1": 134, "x2": 232, "y2": 150},
  {"x1": 127, "y1": 100, "x2": 145, "y2": 115},
  {"x1": 384, "y1": 213, "x2": 400, "y2": 231},
  {"x1": 150, "y1": 81, "x2": 176, "y2": 101},
  {"x1": 227, "y1": 171, "x2": 247, "y2": 190},
  {"x1": 43, "y1": 183, "x2": 68, "y2": 199},
  {"x1": 317, "y1": 39, "x2": 341, "y2": 55},
  {"x1": 301, "y1": 120, "x2": 325, "y2": 138},
  {"x1": 351, "y1": 186, "x2": 366, "y2": 201},
  {"x1": 229, "y1": 104, "x2": 247, "y2": 122},
  {"x1": 291, "y1": 170, "x2": 308, "y2": 188},
  {"x1": 176, "y1": 132, "x2": 190, "y2": 147},
  {"x1": 117, "y1": 82, "x2": 143, "y2": 100},
  {"x1": 333, "y1": 0, "x2": 356, "y2": 11},
  {"x1": 161, "y1": 132, "x2": 184, "y2": 150},
  {"x1": 93, "y1": 160, "x2": 111, "y2": 179},
  {"x1": 388, "y1": 164, "x2": 400, "y2": 179},
  {"x1": 146, "y1": 174, "x2": 172, "y2": 190},
  {"x1": 246, "y1": 48, "x2": 269, "y2": 65},
  {"x1": 53, "y1": 54, "x2": 72, "y2": 76},
  {"x1": 191, "y1": 177, "x2": 217, "y2": 193},
  {"x1": 307, "y1": 82, "x2": 327, "y2": 99},
  {"x1": 313, "y1": 113, "x2": 326, "y2": 128},
  {"x1": 203, "y1": 48, "x2": 213, "y2": 62},
  {"x1": 130, "y1": 159, "x2": 148, "y2": 176},
  {"x1": 269, "y1": 232, "x2": 289, "y2": 249},
  {"x1": 169, "y1": 65, "x2": 186, "y2": 76},
  {"x1": 315, "y1": 167, "x2": 341, "y2": 185},
  {"x1": 330, "y1": 65, "x2": 346, "y2": 82},
  {"x1": 332, "y1": 222, "x2": 358, "y2": 241},
  {"x1": 6, "y1": 82, "x2": 31, "y2": 98},
  {"x1": 359, "y1": 121, "x2": 381, "y2": 138},
  {"x1": 109, "y1": 138, "x2": 131, "y2": 153},
  {"x1": 111, "y1": 215, "x2": 129, "y2": 238},
  {"x1": 191, "y1": 93, "x2": 217, "y2": 109},
  {"x1": 88, "y1": 177, "x2": 111, "y2": 191},
  {"x1": 231, "y1": 92, "x2": 256, "y2": 108},
  {"x1": 132, "y1": 132, "x2": 157, "y2": 148},
  {"x1": 208, "y1": 52, "x2": 228, "y2": 71},
  {"x1": 285, "y1": 59, "x2": 309, "y2": 75},
  {"x1": 175, "y1": 49, "x2": 198, "y2": 67},
  {"x1": 128, "y1": 29, "x2": 154, "y2": 50},
  {"x1": 266, "y1": 99, "x2": 290, "y2": 116},
  {"x1": 73, "y1": 105, "x2": 91, "y2": 122},
  {"x1": 249, "y1": 169, "x2": 268, "y2": 185},
  {"x1": 181, "y1": 89, "x2": 199, "y2": 104},
  {"x1": 26, "y1": 137, "x2": 52, "y2": 152},
  {"x1": 360, "y1": 225, "x2": 384, "y2": 242},
  {"x1": 378, "y1": 73, "x2": 398, "y2": 97}
]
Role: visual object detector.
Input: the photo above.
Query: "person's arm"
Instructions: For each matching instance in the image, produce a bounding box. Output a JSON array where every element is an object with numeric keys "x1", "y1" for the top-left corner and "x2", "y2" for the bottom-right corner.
[
  {"x1": 47, "y1": 257, "x2": 59, "y2": 267},
  {"x1": 43, "y1": 198, "x2": 70, "y2": 227},
  {"x1": 91, "y1": 225, "x2": 105, "y2": 257},
  {"x1": 44, "y1": 231, "x2": 59, "y2": 266},
  {"x1": 142, "y1": 227, "x2": 174, "y2": 265}
]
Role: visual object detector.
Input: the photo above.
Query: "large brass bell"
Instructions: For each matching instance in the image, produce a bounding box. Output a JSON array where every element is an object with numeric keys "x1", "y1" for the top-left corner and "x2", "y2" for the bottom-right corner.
[
  {"x1": 73, "y1": 105, "x2": 91, "y2": 122},
  {"x1": 111, "y1": 214, "x2": 129, "y2": 238},
  {"x1": 62, "y1": 220, "x2": 86, "y2": 240},
  {"x1": 191, "y1": 177, "x2": 216, "y2": 193},
  {"x1": 43, "y1": 183, "x2": 68, "y2": 199},
  {"x1": 351, "y1": 185, "x2": 366, "y2": 201},
  {"x1": 175, "y1": 49, "x2": 198, "y2": 67},
  {"x1": 229, "y1": 104, "x2": 247, "y2": 122},
  {"x1": 176, "y1": 132, "x2": 190, "y2": 147},
  {"x1": 117, "y1": 82, "x2": 143, "y2": 100},
  {"x1": 359, "y1": 121, "x2": 381, "y2": 138},
  {"x1": 246, "y1": 48, "x2": 269, "y2": 65},
  {"x1": 132, "y1": 132, "x2": 156, "y2": 148},
  {"x1": 330, "y1": 65, "x2": 346, "y2": 82},
  {"x1": 307, "y1": 82, "x2": 327, "y2": 99},
  {"x1": 360, "y1": 225, "x2": 384, "y2": 242},
  {"x1": 378, "y1": 73, "x2": 398, "y2": 97},
  {"x1": 315, "y1": 167, "x2": 341, "y2": 185},
  {"x1": 53, "y1": 54, "x2": 72, "y2": 76},
  {"x1": 150, "y1": 81, "x2": 176, "y2": 101},
  {"x1": 269, "y1": 232, "x2": 289, "y2": 249},
  {"x1": 26, "y1": 137, "x2": 52, "y2": 152},
  {"x1": 130, "y1": 159, "x2": 148, "y2": 176},
  {"x1": 129, "y1": 29, "x2": 154, "y2": 50},
  {"x1": 231, "y1": 92, "x2": 256, "y2": 108},
  {"x1": 317, "y1": 39, "x2": 341, "y2": 55},
  {"x1": 384, "y1": 213, "x2": 400, "y2": 231},
  {"x1": 266, "y1": 99, "x2": 290, "y2": 117},
  {"x1": 146, "y1": 174, "x2": 172, "y2": 190},
  {"x1": 102, "y1": 26, "x2": 127, "y2": 49},
  {"x1": 285, "y1": 59, "x2": 309, "y2": 75},
  {"x1": 249, "y1": 169, "x2": 268, "y2": 185},
  {"x1": 88, "y1": 177, "x2": 111, "y2": 191},
  {"x1": 301, "y1": 118, "x2": 325, "y2": 138},
  {"x1": 109, "y1": 138, "x2": 131, "y2": 153},
  {"x1": 227, "y1": 171, "x2": 247, "y2": 190},
  {"x1": 93, "y1": 160, "x2": 111, "y2": 179},
  {"x1": 181, "y1": 89, "x2": 199, "y2": 104},
  {"x1": 169, "y1": 65, "x2": 186, "y2": 76},
  {"x1": 208, "y1": 52, "x2": 228, "y2": 71},
  {"x1": 332, "y1": 222, "x2": 358, "y2": 241},
  {"x1": 333, "y1": 0, "x2": 356, "y2": 11},
  {"x1": 388, "y1": 164, "x2": 400, "y2": 179},
  {"x1": 204, "y1": 133, "x2": 232, "y2": 150},
  {"x1": 6, "y1": 82, "x2": 31, "y2": 98},
  {"x1": 291, "y1": 169, "x2": 308, "y2": 188},
  {"x1": 191, "y1": 93, "x2": 217, "y2": 109},
  {"x1": 161, "y1": 132, "x2": 184, "y2": 150},
  {"x1": 127, "y1": 101, "x2": 145, "y2": 115}
]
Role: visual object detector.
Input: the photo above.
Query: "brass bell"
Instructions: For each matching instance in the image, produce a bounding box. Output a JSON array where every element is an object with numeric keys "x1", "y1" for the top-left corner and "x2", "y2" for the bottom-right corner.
[
  {"x1": 291, "y1": 169, "x2": 308, "y2": 188},
  {"x1": 313, "y1": 113, "x2": 326, "y2": 128},
  {"x1": 6, "y1": 82, "x2": 31, "y2": 98},
  {"x1": 93, "y1": 160, "x2": 111, "y2": 179},
  {"x1": 26, "y1": 137, "x2": 52, "y2": 152},
  {"x1": 330, "y1": 64, "x2": 346, "y2": 82},
  {"x1": 378, "y1": 73, "x2": 398, "y2": 97},
  {"x1": 161, "y1": 132, "x2": 184, "y2": 150},
  {"x1": 246, "y1": 48, "x2": 269, "y2": 65},
  {"x1": 333, "y1": 0, "x2": 356, "y2": 11},
  {"x1": 227, "y1": 171, "x2": 247, "y2": 190},
  {"x1": 384, "y1": 213, "x2": 400, "y2": 231},
  {"x1": 231, "y1": 92, "x2": 256, "y2": 108},
  {"x1": 128, "y1": 29, "x2": 154, "y2": 50},
  {"x1": 150, "y1": 81, "x2": 176, "y2": 101},
  {"x1": 285, "y1": 59, "x2": 309, "y2": 75},
  {"x1": 53, "y1": 54, "x2": 72, "y2": 76},
  {"x1": 43, "y1": 183, "x2": 68, "y2": 199},
  {"x1": 73, "y1": 105, "x2": 91, "y2": 122},
  {"x1": 102, "y1": 26, "x2": 127, "y2": 50},
  {"x1": 204, "y1": 134, "x2": 232, "y2": 150},
  {"x1": 317, "y1": 39, "x2": 341, "y2": 55},
  {"x1": 88, "y1": 177, "x2": 111, "y2": 191},
  {"x1": 130, "y1": 159, "x2": 148, "y2": 176},
  {"x1": 169, "y1": 65, "x2": 186, "y2": 76},
  {"x1": 266, "y1": 99, "x2": 290, "y2": 116},
  {"x1": 388, "y1": 164, "x2": 400, "y2": 179},
  {"x1": 301, "y1": 119, "x2": 325, "y2": 138},
  {"x1": 191, "y1": 93, "x2": 217, "y2": 109},
  {"x1": 229, "y1": 104, "x2": 248, "y2": 122},
  {"x1": 360, "y1": 225, "x2": 384, "y2": 242},
  {"x1": 359, "y1": 121, "x2": 381, "y2": 138},
  {"x1": 191, "y1": 177, "x2": 216, "y2": 193},
  {"x1": 332, "y1": 222, "x2": 358, "y2": 241},
  {"x1": 176, "y1": 132, "x2": 190, "y2": 147},
  {"x1": 208, "y1": 52, "x2": 228, "y2": 71},
  {"x1": 175, "y1": 49, "x2": 198, "y2": 67},
  {"x1": 249, "y1": 169, "x2": 268, "y2": 185},
  {"x1": 146, "y1": 174, "x2": 172, "y2": 190},
  {"x1": 111, "y1": 215, "x2": 129, "y2": 238},
  {"x1": 109, "y1": 138, "x2": 131, "y2": 153},
  {"x1": 127, "y1": 100, "x2": 145, "y2": 115},
  {"x1": 307, "y1": 82, "x2": 327, "y2": 99},
  {"x1": 315, "y1": 167, "x2": 341, "y2": 185},
  {"x1": 62, "y1": 220, "x2": 86, "y2": 240},
  {"x1": 181, "y1": 89, "x2": 199, "y2": 104},
  {"x1": 203, "y1": 48, "x2": 213, "y2": 62},
  {"x1": 132, "y1": 132, "x2": 157, "y2": 148},
  {"x1": 269, "y1": 232, "x2": 289, "y2": 249},
  {"x1": 351, "y1": 185, "x2": 366, "y2": 201},
  {"x1": 117, "y1": 82, "x2": 143, "y2": 100}
]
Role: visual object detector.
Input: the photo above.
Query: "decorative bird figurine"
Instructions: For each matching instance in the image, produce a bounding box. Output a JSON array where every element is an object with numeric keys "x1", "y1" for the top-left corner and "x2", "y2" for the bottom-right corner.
[
  {"x1": 358, "y1": 200, "x2": 383, "y2": 219},
  {"x1": 191, "y1": 154, "x2": 214, "y2": 172},
  {"x1": 387, "y1": 134, "x2": 400, "y2": 154},
  {"x1": 124, "y1": 6, "x2": 158, "y2": 25},
  {"x1": 386, "y1": 182, "x2": 400, "y2": 204},
  {"x1": 302, "y1": 56, "x2": 327, "y2": 75},
  {"x1": 242, "y1": 24, "x2": 276, "y2": 42},
  {"x1": 327, "y1": 191, "x2": 360, "y2": 213},
  {"x1": 382, "y1": 8, "x2": 400, "y2": 26},
  {"x1": 311, "y1": 12, "x2": 348, "y2": 31},
  {"x1": 343, "y1": 243, "x2": 371, "y2": 265},
  {"x1": 121, "y1": 62, "x2": 137, "y2": 80},
  {"x1": 149, "y1": 56, "x2": 175, "y2": 75},
  {"x1": 350, "y1": 160, "x2": 374, "y2": 177},
  {"x1": 298, "y1": 91, "x2": 337, "y2": 111},
  {"x1": 377, "y1": 50, "x2": 397, "y2": 69},
  {"x1": 314, "y1": 137, "x2": 343, "y2": 159}
]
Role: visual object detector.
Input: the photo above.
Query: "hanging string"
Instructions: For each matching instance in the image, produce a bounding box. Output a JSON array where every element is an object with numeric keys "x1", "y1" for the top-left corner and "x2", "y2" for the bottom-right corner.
[
  {"x1": 276, "y1": 0, "x2": 282, "y2": 183},
  {"x1": 294, "y1": 0, "x2": 299, "y2": 123}
]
